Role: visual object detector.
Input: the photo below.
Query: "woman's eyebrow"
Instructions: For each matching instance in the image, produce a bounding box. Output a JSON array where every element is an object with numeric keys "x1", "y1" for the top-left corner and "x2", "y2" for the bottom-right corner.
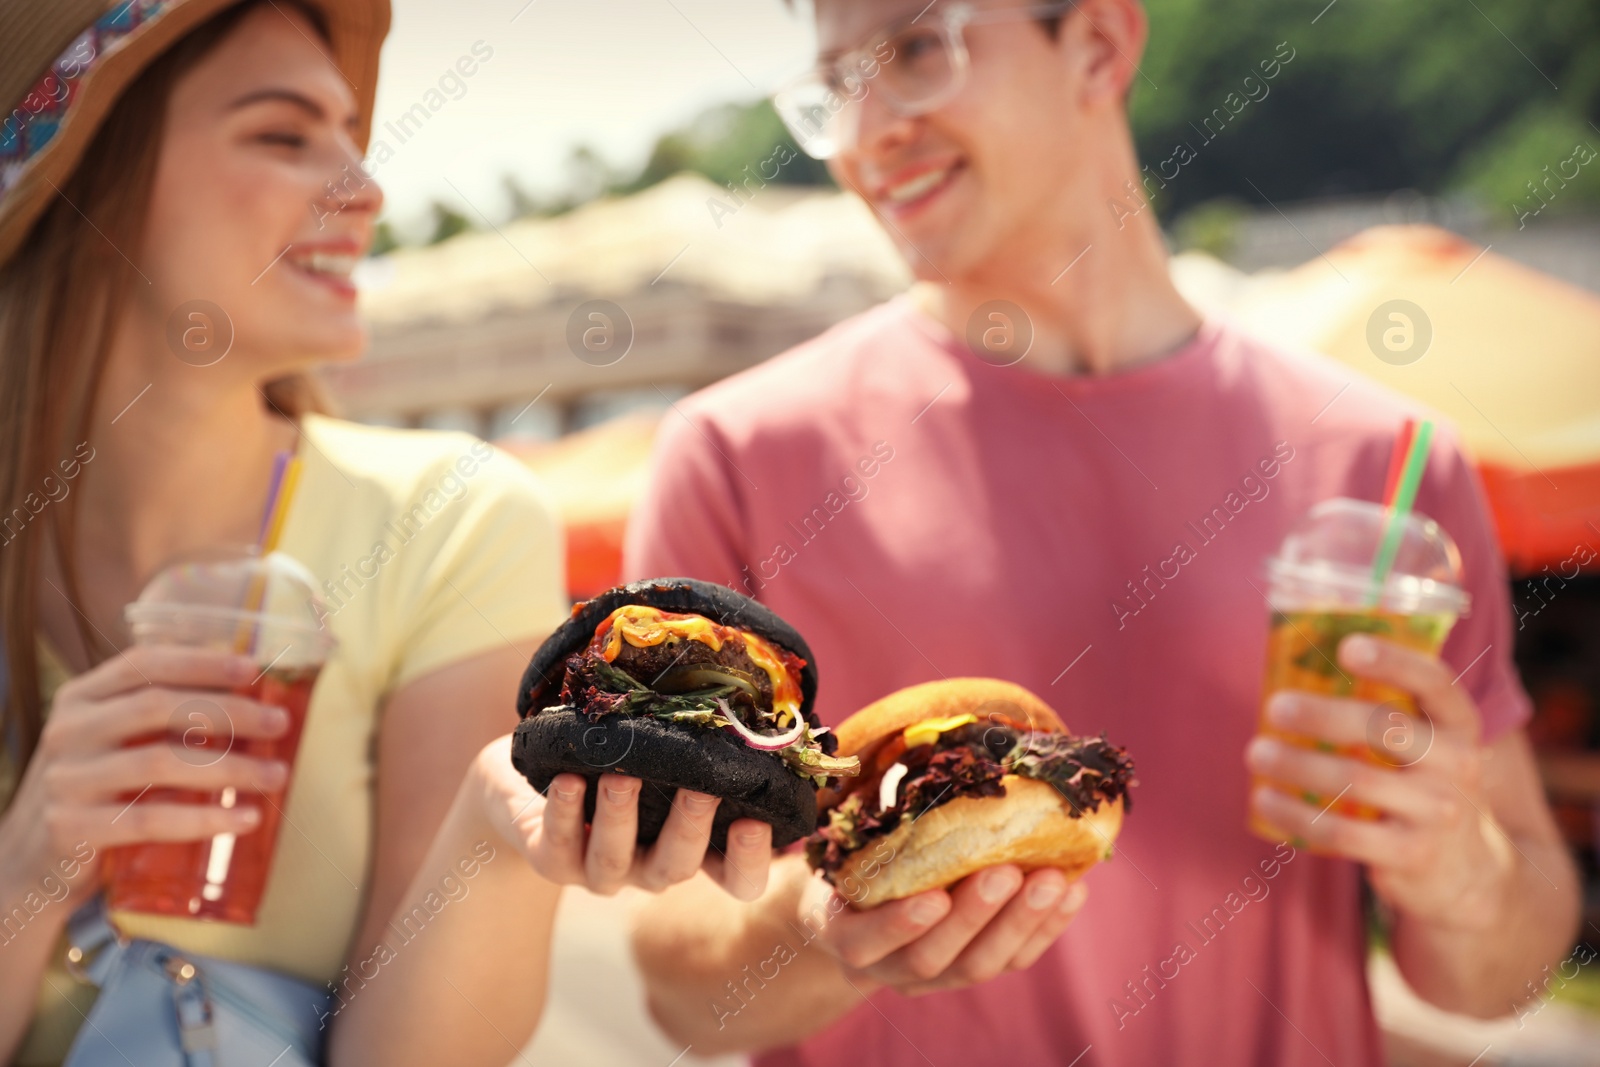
[{"x1": 227, "y1": 87, "x2": 326, "y2": 118}]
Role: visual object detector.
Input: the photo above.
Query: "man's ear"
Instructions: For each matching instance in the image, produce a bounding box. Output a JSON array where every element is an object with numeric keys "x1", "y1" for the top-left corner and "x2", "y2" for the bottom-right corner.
[{"x1": 1066, "y1": 0, "x2": 1149, "y2": 106}]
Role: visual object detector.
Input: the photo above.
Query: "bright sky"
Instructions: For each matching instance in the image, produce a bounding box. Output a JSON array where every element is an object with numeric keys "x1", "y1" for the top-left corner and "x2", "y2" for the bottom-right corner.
[{"x1": 368, "y1": 0, "x2": 817, "y2": 233}]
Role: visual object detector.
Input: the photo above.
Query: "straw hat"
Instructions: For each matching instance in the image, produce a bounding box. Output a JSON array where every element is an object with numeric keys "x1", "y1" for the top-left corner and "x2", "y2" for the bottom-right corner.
[{"x1": 0, "y1": 0, "x2": 390, "y2": 266}]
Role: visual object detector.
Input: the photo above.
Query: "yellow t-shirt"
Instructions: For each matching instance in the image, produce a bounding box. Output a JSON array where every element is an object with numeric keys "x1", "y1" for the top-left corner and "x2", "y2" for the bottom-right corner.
[{"x1": 17, "y1": 415, "x2": 568, "y2": 1064}]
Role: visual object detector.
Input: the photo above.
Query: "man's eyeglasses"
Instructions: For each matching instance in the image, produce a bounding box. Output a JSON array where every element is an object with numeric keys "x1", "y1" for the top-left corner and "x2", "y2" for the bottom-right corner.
[{"x1": 772, "y1": 2, "x2": 1076, "y2": 160}]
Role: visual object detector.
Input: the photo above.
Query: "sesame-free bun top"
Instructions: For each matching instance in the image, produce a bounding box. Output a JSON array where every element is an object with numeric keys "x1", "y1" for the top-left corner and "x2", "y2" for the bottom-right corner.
[{"x1": 832, "y1": 678, "x2": 1066, "y2": 760}]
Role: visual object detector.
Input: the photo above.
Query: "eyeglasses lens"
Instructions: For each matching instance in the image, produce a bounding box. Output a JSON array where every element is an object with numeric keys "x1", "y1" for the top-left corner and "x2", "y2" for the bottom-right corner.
[{"x1": 776, "y1": 21, "x2": 959, "y2": 159}]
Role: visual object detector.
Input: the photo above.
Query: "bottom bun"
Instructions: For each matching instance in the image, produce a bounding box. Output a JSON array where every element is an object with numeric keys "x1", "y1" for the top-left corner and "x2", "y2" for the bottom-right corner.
[
  {"x1": 833, "y1": 776, "x2": 1123, "y2": 909},
  {"x1": 511, "y1": 706, "x2": 817, "y2": 850}
]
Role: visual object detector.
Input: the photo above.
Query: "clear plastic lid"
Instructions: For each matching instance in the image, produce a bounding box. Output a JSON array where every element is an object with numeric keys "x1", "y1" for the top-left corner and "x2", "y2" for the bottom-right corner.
[
  {"x1": 125, "y1": 548, "x2": 334, "y2": 666},
  {"x1": 1265, "y1": 497, "x2": 1470, "y2": 616}
]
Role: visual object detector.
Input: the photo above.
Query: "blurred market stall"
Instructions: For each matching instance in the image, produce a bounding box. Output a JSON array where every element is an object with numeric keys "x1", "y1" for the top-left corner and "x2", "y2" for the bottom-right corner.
[{"x1": 1174, "y1": 224, "x2": 1600, "y2": 576}]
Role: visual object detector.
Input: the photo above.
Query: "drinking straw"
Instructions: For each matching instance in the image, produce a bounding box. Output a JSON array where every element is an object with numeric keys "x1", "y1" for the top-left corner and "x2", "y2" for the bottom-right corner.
[
  {"x1": 1366, "y1": 419, "x2": 1434, "y2": 606},
  {"x1": 255, "y1": 451, "x2": 291, "y2": 548},
  {"x1": 1379, "y1": 417, "x2": 1416, "y2": 507},
  {"x1": 235, "y1": 451, "x2": 303, "y2": 655},
  {"x1": 258, "y1": 455, "x2": 302, "y2": 554}
]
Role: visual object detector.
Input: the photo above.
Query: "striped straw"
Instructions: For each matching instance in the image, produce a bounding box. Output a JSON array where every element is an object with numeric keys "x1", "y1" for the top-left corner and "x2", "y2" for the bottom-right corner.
[
  {"x1": 1366, "y1": 420, "x2": 1435, "y2": 607},
  {"x1": 236, "y1": 451, "x2": 303, "y2": 654},
  {"x1": 1380, "y1": 417, "x2": 1416, "y2": 508}
]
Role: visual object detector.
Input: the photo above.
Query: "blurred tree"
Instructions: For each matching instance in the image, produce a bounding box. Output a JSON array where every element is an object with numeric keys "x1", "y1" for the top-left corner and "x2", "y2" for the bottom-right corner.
[
  {"x1": 503, "y1": 174, "x2": 542, "y2": 219},
  {"x1": 427, "y1": 201, "x2": 470, "y2": 244},
  {"x1": 1452, "y1": 104, "x2": 1600, "y2": 226},
  {"x1": 1132, "y1": 0, "x2": 1600, "y2": 217},
  {"x1": 1171, "y1": 198, "x2": 1249, "y2": 257},
  {"x1": 565, "y1": 144, "x2": 617, "y2": 204},
  {"x1": 619, "y1": 99, "x2": 832, "y2": 194},
  {"x1": 368, "y1": 220, "x2": 399, "y2": 257}
]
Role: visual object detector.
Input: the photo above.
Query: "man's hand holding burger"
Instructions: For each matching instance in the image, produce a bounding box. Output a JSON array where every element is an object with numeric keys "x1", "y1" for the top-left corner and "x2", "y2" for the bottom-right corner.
[
  {"x1": 634, "y1": 679, "x2": 1133, "y2": 1052},
  {"x1": 799, "y1": 859, "x2": 1090, "y2": 996}
]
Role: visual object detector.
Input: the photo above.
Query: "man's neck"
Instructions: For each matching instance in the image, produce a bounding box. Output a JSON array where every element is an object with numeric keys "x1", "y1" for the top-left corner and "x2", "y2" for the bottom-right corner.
[{"x1": 911, "y1": 179, "x2": 1203, "y2": 378}]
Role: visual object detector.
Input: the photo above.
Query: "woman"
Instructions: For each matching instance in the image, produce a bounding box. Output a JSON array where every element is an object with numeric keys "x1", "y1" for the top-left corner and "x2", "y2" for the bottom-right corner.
[{"x1": 0, "y1": 1, "x2": 773, "y2": 1064}]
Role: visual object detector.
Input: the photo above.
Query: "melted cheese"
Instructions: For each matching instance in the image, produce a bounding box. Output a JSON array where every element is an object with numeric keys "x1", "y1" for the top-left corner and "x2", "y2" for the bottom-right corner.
[
  {"x1": 596, "y1": 604, "x2": 804, "y2": 725},
  {"x1": 902, "y1": 712, "x2": 978, "y2": 749}
]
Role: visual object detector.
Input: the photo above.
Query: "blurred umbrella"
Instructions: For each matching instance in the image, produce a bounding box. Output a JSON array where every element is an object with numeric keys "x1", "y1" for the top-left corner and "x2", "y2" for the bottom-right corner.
[
  {"x1": 498, "y1": 411, "x2": 661, "y2": 600},
  {"x1": 1211, "y1": 225, "x2": 1600, "y2": 575}
]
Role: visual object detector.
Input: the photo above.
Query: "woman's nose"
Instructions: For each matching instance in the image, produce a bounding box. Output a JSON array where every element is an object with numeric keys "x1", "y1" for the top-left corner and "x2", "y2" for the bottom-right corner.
[{"x1": 314, "y1": 141, "x2": 384, "y2": 228}]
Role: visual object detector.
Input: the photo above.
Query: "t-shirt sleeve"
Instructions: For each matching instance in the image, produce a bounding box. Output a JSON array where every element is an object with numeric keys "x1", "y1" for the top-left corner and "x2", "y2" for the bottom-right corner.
[
  {"x1": 623, "y1": 406, "x2": 749, "y2": 587},
  {"x1": 1416, "y1": 424, "x2": 1533, "y2": 742},
  {"x1": 390, "y1": 447, "x2": 570, "y2": 691}
]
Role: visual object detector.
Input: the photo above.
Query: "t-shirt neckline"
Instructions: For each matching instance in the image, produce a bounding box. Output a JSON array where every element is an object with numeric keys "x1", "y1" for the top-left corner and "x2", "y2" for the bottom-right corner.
[{"x1": 891, "y1": 292, "x2": 1225, "y2": 397}]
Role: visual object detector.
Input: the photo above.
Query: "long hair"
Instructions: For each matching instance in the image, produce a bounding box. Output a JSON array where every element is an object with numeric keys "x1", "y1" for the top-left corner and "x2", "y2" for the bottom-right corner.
[{"x1": 0, "y1": 0, "x2": 333, "y2": 773}]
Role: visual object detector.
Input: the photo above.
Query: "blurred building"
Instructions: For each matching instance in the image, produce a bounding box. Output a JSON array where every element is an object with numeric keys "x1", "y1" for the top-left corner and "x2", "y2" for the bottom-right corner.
[
  {"x1": 327, "y1": 173, "x2": 912, "y2": 439},
  {"x1": 1212, "y1": 190, "x2": 1600, "y2": 294}
]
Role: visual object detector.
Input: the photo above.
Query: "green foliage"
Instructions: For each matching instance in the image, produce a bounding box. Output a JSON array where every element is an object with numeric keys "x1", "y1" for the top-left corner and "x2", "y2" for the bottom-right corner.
[
  {"x1": 1131, "y1": 0, "x2": 1600, "y2": 216},
  {"x1": 368, "y1": 220, "x2": 399, "y2": 257},
  {"x1": 426, "y1": 201, "x2": 470, "y2": 245},
  {"x1": 1452, "y1": 104, "x2": 1600, "y2": 226},
  {"x1": 487, "y1": 101, "x2": 831, "y2": 229},
  {"x1": 1171, "y1": 198, "x2": 1248, "y2": 257},
  {"x1": 618, "y1": 98, "x2": 833, "y2": 195}
]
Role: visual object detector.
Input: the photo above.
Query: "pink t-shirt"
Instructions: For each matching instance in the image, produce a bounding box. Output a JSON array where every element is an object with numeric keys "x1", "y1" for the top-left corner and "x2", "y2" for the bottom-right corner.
[{"x1": 624, "y1": 297, "x2": 1530, "y2": 1067}]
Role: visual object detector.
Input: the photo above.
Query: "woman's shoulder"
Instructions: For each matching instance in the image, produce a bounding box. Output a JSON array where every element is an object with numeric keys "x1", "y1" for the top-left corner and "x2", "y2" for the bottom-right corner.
[{"x1": 299, "y1": 415, "x2": 555, "y2": 518}]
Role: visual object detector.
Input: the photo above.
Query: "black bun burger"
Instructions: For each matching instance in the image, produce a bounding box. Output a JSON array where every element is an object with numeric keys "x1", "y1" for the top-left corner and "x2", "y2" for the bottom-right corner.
[{"x1": 512, "y1": 578, "x2": 859, "y2": 850}]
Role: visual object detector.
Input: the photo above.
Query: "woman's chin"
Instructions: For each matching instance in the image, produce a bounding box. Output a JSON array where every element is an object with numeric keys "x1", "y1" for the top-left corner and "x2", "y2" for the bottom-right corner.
[{"x1": 257, "y1": 321, "x2": 367, "y2": 365}]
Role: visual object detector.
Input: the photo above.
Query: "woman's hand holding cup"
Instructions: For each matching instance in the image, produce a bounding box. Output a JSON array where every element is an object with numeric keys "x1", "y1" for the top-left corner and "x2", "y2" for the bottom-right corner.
[{"x1": 0, "y1": 646, "x2": 293, "y2": 899}]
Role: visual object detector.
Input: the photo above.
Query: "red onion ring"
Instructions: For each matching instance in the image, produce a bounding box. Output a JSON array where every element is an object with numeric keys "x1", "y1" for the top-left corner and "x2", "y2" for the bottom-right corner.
[{"x1": 717, "y1": 697, "x2": 806, "y2": 751}]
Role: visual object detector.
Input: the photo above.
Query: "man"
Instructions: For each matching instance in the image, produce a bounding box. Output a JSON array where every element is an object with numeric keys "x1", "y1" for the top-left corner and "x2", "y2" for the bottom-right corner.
[{"x1": 624, "y1": 1, "x2": 1579, "y2": 1063}]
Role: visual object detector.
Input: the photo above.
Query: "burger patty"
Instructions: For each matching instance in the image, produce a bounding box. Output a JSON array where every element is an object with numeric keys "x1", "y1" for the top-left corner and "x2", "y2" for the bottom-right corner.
[
  {"x1": 806, "y1": 724, "x2": 1134, "y2": 877},
  {"x1": 610, "y1": 635, "x2": 776, "y2": 710}
]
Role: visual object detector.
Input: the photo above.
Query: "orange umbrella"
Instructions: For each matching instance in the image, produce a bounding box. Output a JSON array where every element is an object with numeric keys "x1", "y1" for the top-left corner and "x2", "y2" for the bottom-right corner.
[{"x1": 1227, "y1": 225, "x2": 1600, "y2": 575}]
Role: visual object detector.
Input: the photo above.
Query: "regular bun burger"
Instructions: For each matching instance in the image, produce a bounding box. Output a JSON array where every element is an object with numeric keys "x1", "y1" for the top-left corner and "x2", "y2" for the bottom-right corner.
[
  {"x1": 805, "y1": 679, "x2": 1135, "y2": 909},
  {"x1": 513, "y1": 578, "x2": 858, "y2": 851}
]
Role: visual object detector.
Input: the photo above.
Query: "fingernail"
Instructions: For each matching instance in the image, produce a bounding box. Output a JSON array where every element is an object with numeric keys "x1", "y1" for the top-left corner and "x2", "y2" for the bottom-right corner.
[
  {"x1": 1026, "y1": 877, "x2": 1064, "y2": 910},
  {"x1": 264, "y1": 707, "x2": 289, "y2": 732},
  {"x1": 979, "y1": 867, "x2": 1021, "y2": 904},
  {"x1": 1266, "y1": 694, "x2": 1296, "y2": 726},
  {"x1": 908, "y1": 896, "x2": 945, "y2": 925},
  {"x1": 1062, "y1": 881, "x2": 1089, "y2": 912},
  {"x1": 680, "y1": 791, "x2": 717, "y2": 814},
  {"x1": 1342, "y1": 636, "x2": 1377, "y2": 666},
  {"x1": 259, "y1": 762, "x2": 289, "y2": 789},
  {"x1": 552, "y1": 779, "x2": 584, "y2": 801},
  {"x1": 1246, "y1": 737, "x2": 1281, "y2": 768},
  {"x1": 236, "y1": 806, "x2": 261, "y2": 827},
  {"x1": 603, "y1": 779, "x2": 639, "y2": 801}
]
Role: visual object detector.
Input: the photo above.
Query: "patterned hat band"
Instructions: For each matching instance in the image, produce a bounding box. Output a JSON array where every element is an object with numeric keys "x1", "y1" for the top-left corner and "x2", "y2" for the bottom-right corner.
[
  {"x1": 0, "y1": 0, "x2": 172, "y2": 201},
  {"x1": 0, "y1": 0, "x2": 385, "y2": 268}
]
